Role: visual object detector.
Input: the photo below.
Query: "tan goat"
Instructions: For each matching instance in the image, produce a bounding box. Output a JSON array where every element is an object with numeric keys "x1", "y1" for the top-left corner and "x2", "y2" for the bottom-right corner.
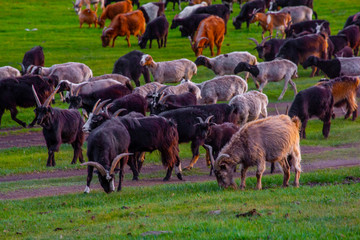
[
  {"x1": 251, "y1": 11, "x2": 292, "y2": 39},
  {"x1": 209, "y1": 115, "x2": 302, "y2": 190},
  {"x1": 79, "y1": 9, "x2": 98, "y2": 28}
]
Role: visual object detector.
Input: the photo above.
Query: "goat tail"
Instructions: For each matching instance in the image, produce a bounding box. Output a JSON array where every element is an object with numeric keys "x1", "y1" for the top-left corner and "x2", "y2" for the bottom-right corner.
[
  {"x1": 291, "y1": 116, "x2": 301, "y2": 131},
  {"x1": 313, "y1": 10, "x2": 318, "y2": 20}
]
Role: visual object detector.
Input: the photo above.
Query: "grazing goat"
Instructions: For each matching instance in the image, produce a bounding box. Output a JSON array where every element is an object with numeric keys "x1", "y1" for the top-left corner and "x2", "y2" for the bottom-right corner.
[
  {"x1": 79, "y1": 8, "x2": 98, "y2": 28},
  {"x1": 289, "y1": 85, "x2": 334, "y2": 139},
  {"x1": 112, "y1": 50, "x2": 151, "y2": 86},
  {"x1": 101, "y1": 10, "x2": 145, "y2": 48},
  {"x1": 72, "y1": 0, "x2": 105, "y2": 14},
  {"x1": 139, "y1": 2, "x2": 165, "y2": 23},
  {"x1": 105, "y1": 0, "x2": 139, "y2": 9},
  {"x1": 176, "y1": 2, "x2": 208, "y2": 18},
  {"x1": 344, "y1": 12, "x2": 360, "y2": 28},
  {"x1": 232, "y1": 0, "x2": 266, "y2": 29},
  {"x1": 338, "y1": 25, "x2": 360, "y2": 56},
  {"x1": 234, "y1": 60, "x2": 298, "y2": 100},
  {"x1": 98, "y1": 0, "x2": 133, "y2": 28},
  {"x1": 0, "y1": 66, "x2": 21, "y2": 80},
  {"x1": 285, "y1": 20, "x2": 330, "y2": 38},
  {"x1": 20, "y1": 46, "x2": 44, "y2": 75},
  {"x1": 335, "y1": 46, "x2": 354, "y2": 58},
  {"x1": 106, "y1": 93, "x2": 147, "y2": 116},
  {"x1": 229, "y1": 91, "x2": 268, "y2": 126},
  {"x1": 194, "y1": 51, "x2": 257, "y2": 78},
  {"x1": 189, "y1": 15, "x2": 225, "y2": 57},
  {"x1": 192, "y1": 4, "x2": 230, "y2": 34},
  {"x1": 250, "y1": 11, "x2": 292, "y2": 39},
  {"x1": 140, "y1": 54, "x2": 197, "y2": 83},
  {"x1": 276, "y1": 6, "x2": 317, "y2": 24},
  {"x1": 196, "y1": 75, "x2": 248, "y2": 104},
  {"x1": 138, "y1": 15, "x2": 169, "y2": 49},
  {"x1": 32, "y1": 87, "x2": 84, "y2": 167},
  {"x1": 209, "y1": 115, "x2": 302, "y2": 190},
  {"x1": 269, "y1": 0, "x2": 313, "y2": 11},
  {"x1": 316, "y1": 76, "x2": 360, "y2": 121},
  {"x1": 303, "y1": 56, "x2": 360, "y2": 79},
  {"x1": 88, "y1": 74, "x2": 131, "y2": 85},
  {"x1": 151, "y1": 92, "x2": 198, "y2": 114},
  {"x1": 0, "y1": 75, "x2": 56, "y2": 127},
  {"x1": 170, "y1": 14, "x2": 210, "y2": 39},
  {"x1": 249, "y1": 37, "x2": 287, "y2": 61}
]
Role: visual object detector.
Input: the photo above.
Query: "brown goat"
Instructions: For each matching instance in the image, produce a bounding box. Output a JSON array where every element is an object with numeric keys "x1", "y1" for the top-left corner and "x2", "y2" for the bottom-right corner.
[
  {"x1": 189, "y1": 15, "x2": 225, "y2": 57},
  {"x1": 190, "y1": 0, "x2": 212, "y2": 5},
  {"x1": 101, "y1": 10, "x2": 145, "y2": 48},
  {"x1": 79, "y1": 9, "x2": 98, "y2": 28},
  {"x1": 316, "y1": 76, "x2": 360, "y2": 121},
  {"x1": 209, "y1": 115, "x2": 302, "y2": 190},
  {"x1": 98, "y1": 0, "x2": 133, "y2": 28},
  {"x1": 251, "y1": 11, "x2": 292, "y2": 39}
]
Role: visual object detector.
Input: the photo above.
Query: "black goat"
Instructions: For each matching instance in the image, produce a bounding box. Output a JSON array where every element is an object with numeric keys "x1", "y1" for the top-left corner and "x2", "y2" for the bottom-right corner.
[
  {"x1": 335, "y1": 46, "x2": 354, "y2": 58},
  {"x1": 149, "y1": 91, "x2": 197, "y2": 114},
  {"x1": 112, "y1": 50, "x2": 150, "y2": 87},
  {"x1": 288, "y1": 85, "x2": 334, "y2": 139},
  {"x1": 269, "y1": 0, "x2": 313, "y2": 11},
  {"x1": 32, "y1": 86, "x2": 84, "y2": 167},
  {"x1": 0, "y1": 75, "x2": 56, "y2": 128},
  {"x1": 338, "y1": 25, "x2": 360, "y2": 56},
  {"x1": 343, "y1": 12, "x2": 360, "y2": 28},
  {"x1": 193, "y1": 4, "x2": 230, "y2": 34},
  {"x1": 329, "y1": 35, "x2": 349, "y2": 55},
  {"x1": 138, "y1": 15, "x2": 169, "y2": 49},
  {"x1": 165, "y1": 0, "x2": 181, "y2": 11},
  {"x1": 20, "y1": 46, "x2": 44, "y2": 75},
  {"x1": 285, "y1": 20, "x2": 330, "y2": 38},
  {"x1": 249, "y1": 37, "x2": 287, "y2": 61},
  {"x1": 233, "y1": 0, "x2": 266, "y2": 30},
  {"x1": 170, "y1": 14, "x2": 210, "y2": 39}
]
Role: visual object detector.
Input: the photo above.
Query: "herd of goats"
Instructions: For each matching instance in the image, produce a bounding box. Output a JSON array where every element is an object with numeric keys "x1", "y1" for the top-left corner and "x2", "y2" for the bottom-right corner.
[{"x1": 1, "y1": 0, "x2": 360, "y2": 193}]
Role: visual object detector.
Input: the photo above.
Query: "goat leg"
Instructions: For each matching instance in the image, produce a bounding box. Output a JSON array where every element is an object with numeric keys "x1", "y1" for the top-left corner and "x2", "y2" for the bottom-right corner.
[
  {"x1": 10, "y1": 107, "x2": 26, "y2": 128},
  {"x1": 239, "y1": 166, "x2": 248, "y2": 190},
  {"x1": 84, "y1": 166, "x2": 94, "y2": 193}
]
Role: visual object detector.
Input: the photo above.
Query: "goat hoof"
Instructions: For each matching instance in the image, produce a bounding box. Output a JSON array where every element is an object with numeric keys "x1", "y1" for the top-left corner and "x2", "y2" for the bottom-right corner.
[
  {"x1": 176, "y1": 173, "x2": 183, "y2": 180},
  {"x1": 163, "y1": 177, "x2": 170, "y2": 181},
  {"x1": 183, "y1": 166, "x2": 192, "y2": 171}
]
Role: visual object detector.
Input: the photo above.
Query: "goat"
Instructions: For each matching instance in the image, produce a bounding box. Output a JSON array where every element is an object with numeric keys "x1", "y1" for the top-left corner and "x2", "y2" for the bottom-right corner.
[
  {"x1": 234, "y1": 60, "x2": 298, "y2": 100},
  {"x1": 133, "y1": 82, "x2": 166, "y2": 98},
  {"x1": 232, "y1": 0, "x2": 266, "y2": 30},
  {"x1": 192, "y1": 4, "x2": 230, "y2": 34},
  {"x1": 140, "y1": 54, "x2": 197, "y2": 83},
  {"x1": 105, "y1": 0, "x2": 139, "y2": 9},
  {"x1": 289, "y1": 85, "x2": 334, "y2": 139},
  {"x1": 196, "y1": 75, "x2": 248, "y2": 104},
  {"x1": 98, "y1": 0, "x2": 133, "y2": 28},
  {"x1": 338, "y1": 25, "x2": 360, "y2": 56},
  {"x1": 285, "y1": 20, "x2": 330, "y2": 38},
  {"x1": 176, "y1": 2, "x2": 208, "y2": 18},
  {"x1": 208, "y1": 115, "x2": 302, "y2": 190},
  {"x1": 316, "y1": 76, "x2": 360, "y2": 121},
  {"x1": 149, "y1": 91, "x2": 197, "y2": 114},
  {"x1": 249, "y1": 37, "x2": 287, "y2": 61},
  {"x1": 101, "y1": 10, "x2": 146, "y2": 48},
  {"x1": 165, "y1": 0, "x2": 182, "y2": 11},
  {"x1": 302, "y1": 56, "x2": 360, "y2": 79},
  {"x1": 344, "y1": 12, "x2": 360, "y2": 28},
  {"x1": 138, "y1": 15, "x2": 169, "y2": 49},
  {"x1": 194, "y1": 51, "x2": 257, "y2": 78},
  {"x1": 335, "y1": 46, "x2": 354, "y2": 58},
  {"x1": 0, "y1": 66, "x2": 21, "y2": 80},
  {"x1": 191, "y1": 0, "x2": 212, "y2": 6},
  {"x1": 139, "y1": 2, "x2": 165, "y2": 23},
  {"x1": 112, "y1": 50, "x2": 151, "y2": 87},
  {"x1": 189, "y1": 15, "x2": 225, "y2": 57},
  {"x1": 269, "y1": 0, "x2": 313, "y2": 11},
  {"x1": 32, "y1": 87, "x2": 85, "y2": 167},
  {"x1": 276, "y1": 6, "x2": 317, "y2": 24},
  {"x1": 250, "y1": 11, "x2": 292, "y2": 39},
  {"x1": 72, "y1": 0, "x2": 105, "y2": 14},
  {"x1": 229, "y1": 90, "x2": 268, "y2": 126},
  {"x1": 106, "y1": 93, "x2": 147, "y2": 116},
  {"x1": 170, "y1": 14, "x2": 211, "y2": 39},
  {"x1": 87, "y1": 74, "x2": 131, "y2": 85},
  {"x1": 79, "y1": 8, "x2": 98, "y2": 28},
  {"x1": 20, "y1": 46, "x2": 44, "y2": 75},
  {"x1": 329, "y1": 34, "x2": 349, "y2": 55}
]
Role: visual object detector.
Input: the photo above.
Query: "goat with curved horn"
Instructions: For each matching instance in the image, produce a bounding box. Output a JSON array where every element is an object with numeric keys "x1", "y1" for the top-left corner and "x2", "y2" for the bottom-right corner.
[
  {"x1": 203, "y1": 144, "x2": 215, "y2": 176},
  {"x1": 205, "y1": 115, "x2": 214, "y2": 123},
  {"x1": 82, "y1": 161, "x2": 107, "y2": 176},
  {"x1": 112, "y1": 108, "x2": 127, "y2": 117},
  {"x1": 109, "y1": 153, "x2": 134, "y2": 175},
  {"x1": 31, "y1": 85, "x2": 42, "y2": 107},
  {"x1": 43, "y1": 86, "x2": 60, "y2": 107}
]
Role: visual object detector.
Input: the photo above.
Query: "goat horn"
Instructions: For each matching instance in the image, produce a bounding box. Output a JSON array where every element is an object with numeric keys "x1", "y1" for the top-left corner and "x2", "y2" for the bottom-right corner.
[
  {"x1": 205, "y1": 115, "x2": 214, "y2": 123},
  {"x1": 260, "y1": 36, "x2": 271, "y2": 45},
  {"x1": 43, "y1": 86, "x2": 60, "y2": 107},
  {"x1": 81, "y1": 162, "x2": 107, "y2": 177},
  {"x1": 248, "y1": 37, "x2": 260, "y2": 46},
  {"x1": 19, "y1": 63, "x2": 25, "y2": 73},
  {"x1": 92, "y1": 99, "x2": 102, "y2": 113},
  {"x1": 112, "y1": 108, "x2": 127, "y2": 117},
  {"x1": 197, "y1": 117, "x2": 204, "y2": 123},
  {"x1": 109, "y1": 153, "x2": 134, "y2": 175},
  {"x1": 158, "y1": 92, "x2": 166, "y2": 103},
  {"x1": 203, "y1": 144, "x2": 215, "y2": 175},
  {"x1": 196, "y1": 37, "x2": 208, "y2": 48},
  {"x1": 275, "y1": 104, "x2": 280, "y2": 115},
  {"x1": 157, "y1": 85, "x2": 170, "y2": 94},
  {"x1": 94, "y1": 99, "x2": 111, "y2": 115},
  {"x1": 32, "y1": 85, "x2": 42, "y2": 107},
  {"x1": 104, "y1": 103, "x2": 114, "y2": 117},
  {"x1": 75, "y1": 84, "x2": 83, "y2": 96}
]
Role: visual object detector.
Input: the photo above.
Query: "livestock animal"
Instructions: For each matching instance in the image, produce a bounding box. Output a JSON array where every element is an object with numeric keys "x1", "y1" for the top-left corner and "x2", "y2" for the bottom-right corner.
[
  {"x1": 316, "y1": 76, "x2": 360, "y2": 121},
  {"x1": 194, "y1": 51, "x2": 257, "y2": 78},
  {"x1": 285, "y1": 20, "x2": 330, "y2": 38},
  {"x1": 149, "y1": 80, "x2": 201, "y2": 101},
  {"x1": 140, "y1": 54, "x2": 197, "y2": 83},
  {"x1": 170, "y1": 14, "x2": 211, "y2": 39},
  {"x1": 338, "y1": 25, "x2": 360, "y2": 56},
  {"x1": 72, "y1": 0, "x2": 105, "y2": 14},
  {"x1": 335, "y1": 46, "x2": 354, "y2": 58},
  {"x1": 192, "y1": 4, "x2": 230, "y2": 34},
  {"x1": 196, "y1": 75, "x2": 248, "y2": 104},
  {"x1": 250, "y1": 11, "x2": 292, "y2": 39},
  {"x1": 209, "y1": 115, "x2": 302, "y2": 190},
  {"x1": 189, "y1": 15, "x2": 225, "y2": 57},
  {"x1": 275, "y1": 33, "x2": 329, "y2": 77},
  {"x1": 344, "y1": 12, "x2": 360, "y2": 28},
  {"x1": 176, "y1": 2, "x2": 208, "y2": 18},
  {"x1": 105, "y1": 0, "x2": 140, "y2": 9},
  {"x1": 138, "y1": 15, "x2": 169, "y2": 49},
  {"x1": 191, "y1": 0, "x2": 212, "y2": 6},
  {"x1": 139, "y1": 2, "x2": 165, "y2": 23},
  {"x1": 329, "y1": 35, "x2": 350, "y2": 55},
  {"x1": 229, "y1": 90, "x2": 268, "y2": 126},
  {"x1": 234, "y1": 60, "x2": 298, "y2": 100},
  {"x1": 232, "y1": 0, "x2": 266, "y2": 30},
  {"x1": 87, "y1": 74, "x2": 131, "y2": 85},
  {"x1": 106, "y1": 93, "x2": 147, "y2": 116},
  {"x1": 149, "y1": 91, "x2": 198, "y2": 114},
  {"x1": 288, "y1": 85, "x2": 334, "y2": 139},
  {"x1": 79, "y1": 8, "x2": 98, "y2": 28},
  {"x1": 133, "y1": 82, "x2": 166, "y2": 98},
  {"x1": 0, "y1": 66, "x2": 21, "y2": 80},
  {"x1": 98, "y1": 0, "x2": 133, "y2": 28},
  {"x1": 275, "y1": 6, "x2": 317, "y2": 24},
  {"x1": 32, "y1": 87, "x2": 85, "y2": 167},
  {"x1": 249, "y1": 37, "x2": 287, "y2": 61},
  {"x1": 165, "y1": 0, "x2": 181, "y2": 11},
  {"x1": 20, "y1": 46, "x2": 44, "y2": 75},
  {"x1": 101, "y1": 10, "x2": 146, "y2": 48},
  {"x1": 0, "y1": 75, "x2": 56, "y2": 127},
  {"x1": 302, "y1": 56, "x2": 360, "y2": 79},
  {"x1": 112, "y1": 50, "x2": 150, "y2": 86},
  {"x1": 269, "y1": 0, "x2": 313, "y2": 11}
]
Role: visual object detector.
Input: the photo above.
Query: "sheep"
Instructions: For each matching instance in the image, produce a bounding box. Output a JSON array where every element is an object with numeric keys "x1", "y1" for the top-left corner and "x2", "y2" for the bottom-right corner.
[
  {"x1": 208, "y1": 115, "x2": 302, "y2": 190},
  {"x1": 194, "y1": 51, "x2": 257, "y2": 79},
  {"x1": 229, "y1": 91, "x2": 268, "y2": 126},
  {"x1": 140, "y1": 54, "x2": 197, "y2": 83},
  {"x1": 0, "y1": 66, "x2": 21, "y2": 80},
  {"x1": 87, "y1": 74, "x2": 131, "y2": 85},
  {"x1": 234, "y1": 59, "x2": 298, "y2": 100},
  {"x1": 302, "y1": 56, "x2": 360, "y2": 79},
  {"x1": 196, "y1": 75, "x2": 248, "y2": 104},
  {"x1": 79, "y1": 8, "x2": 98, "y2": 28}
]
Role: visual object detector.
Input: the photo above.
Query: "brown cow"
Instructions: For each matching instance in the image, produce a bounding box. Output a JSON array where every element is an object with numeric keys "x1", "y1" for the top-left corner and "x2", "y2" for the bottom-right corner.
[
  {"x1": 98, "y1": 0, "x2": 133, "y2": 28},
  {"x1": 101, "y1": 10, "x2": 146, "y2": 48},
  {"x1": 189, "y1": 15, "x2": 225, "y2": 57}
]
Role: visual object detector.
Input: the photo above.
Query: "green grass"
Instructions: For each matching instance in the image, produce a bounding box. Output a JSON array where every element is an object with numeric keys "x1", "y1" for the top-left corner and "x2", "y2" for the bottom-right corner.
[{"x1": 1, "y1": 167, "x2": 360, "y2": 239}]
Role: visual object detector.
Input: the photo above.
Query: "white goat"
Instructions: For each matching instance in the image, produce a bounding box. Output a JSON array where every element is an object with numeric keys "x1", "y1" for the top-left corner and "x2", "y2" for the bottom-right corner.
[
  {"x1": 196, "y1": 75, "x2": 248, "y2": 104},
  {"x1": 229, "y1": 91, "x2": 268, "y2": 126},
  {"x1": 140, "y1": 54, "x2": 197, "y2": 83},
  {"x1": 194, "y1": 51, "x2": 257, "y2": 79},
  {"x1": 234, "y1": 59, "x2": 298, "y2": 100},
  {"x1": 176, "y1": 2, "x2": 208, "y2": 18},
  {"x1": 161, "y1": 80, "x2": 201, "y2": 99},
  {"x1": 133, "y1": 82, "x2": 166, "y2": 98},
  {"x1": 88, "y1": 73, "x2": 131, "y2": 85},
  {"x1": 0, "y1": 66, "x2": 21, "y2": 80},
  {"x1": 277, "y1": 6, "x2": 316, "y2": 24}
]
